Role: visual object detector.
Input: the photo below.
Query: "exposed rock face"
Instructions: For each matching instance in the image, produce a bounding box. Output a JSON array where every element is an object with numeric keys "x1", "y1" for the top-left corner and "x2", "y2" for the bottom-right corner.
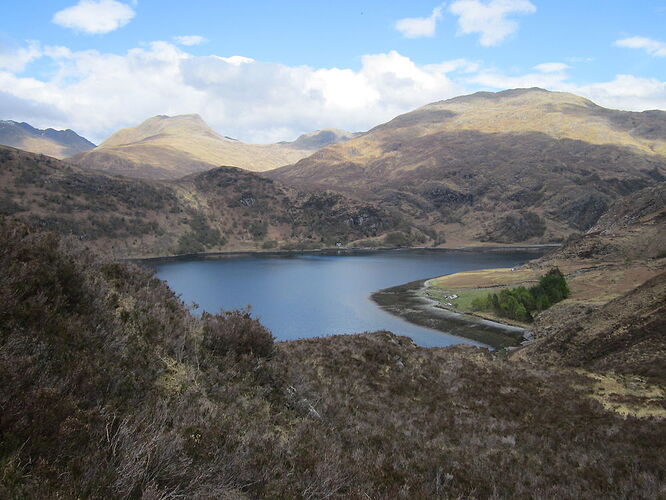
[
  {"x1": 267, "y1": 88, "x2": 666, "y2": 244},
  {"x1": 545, "y1": 182, "x2": 666, "y2": 261}
]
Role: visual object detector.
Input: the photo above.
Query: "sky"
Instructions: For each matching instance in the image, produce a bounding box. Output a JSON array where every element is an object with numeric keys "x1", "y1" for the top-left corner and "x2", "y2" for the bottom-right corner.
[{"x1": 0, "y1": 0, "x2": 665, "y2": 144}]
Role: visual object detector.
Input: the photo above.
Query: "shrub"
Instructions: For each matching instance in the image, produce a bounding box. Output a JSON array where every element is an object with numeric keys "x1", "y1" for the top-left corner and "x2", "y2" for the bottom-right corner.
[
  {"x1": 383, "y1": 231, "x2": 412, "y2": 247},
  {"x1": 202, "y1": 310, "x2": 274, "y2": 358}
]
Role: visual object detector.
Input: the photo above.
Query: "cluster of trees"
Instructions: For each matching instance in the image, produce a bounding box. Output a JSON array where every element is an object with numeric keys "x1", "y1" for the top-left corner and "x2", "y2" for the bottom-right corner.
[{"x1": 471, "y1": 268, "x2": 570, "y2": 322}]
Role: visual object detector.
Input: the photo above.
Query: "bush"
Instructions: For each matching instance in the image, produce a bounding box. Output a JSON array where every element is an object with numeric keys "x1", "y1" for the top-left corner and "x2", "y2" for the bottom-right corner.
[
  {"x1": 383, "y1": 231, "x2": 412, "y2": 247},
  {"x1": 474, "y1": 268, "x2": 569, "y2": 322},
  {"x1": 202, "y1": 310, "x2": 274, "y2": 358}
]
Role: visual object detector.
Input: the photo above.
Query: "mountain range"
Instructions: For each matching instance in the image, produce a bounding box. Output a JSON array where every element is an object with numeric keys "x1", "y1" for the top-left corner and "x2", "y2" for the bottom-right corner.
[
  {"x1": 2, "y1": 88, "x2": 665, "y2": 252},
  {"x1": 268, "y1": 88, "x2": 666, "y2": 245},
  {"x1": 69, "y1": 114, "x2": 357, "y2": 179},
  {"x1": 0, "y1": 120, "x2": 95, "y2": 159}
]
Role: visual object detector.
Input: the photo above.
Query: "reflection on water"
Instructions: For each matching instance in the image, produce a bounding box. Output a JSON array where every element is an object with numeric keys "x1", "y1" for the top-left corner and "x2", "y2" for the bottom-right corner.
[{"x1": 148, "y1": 249, "x2": 545, "y2": 348}]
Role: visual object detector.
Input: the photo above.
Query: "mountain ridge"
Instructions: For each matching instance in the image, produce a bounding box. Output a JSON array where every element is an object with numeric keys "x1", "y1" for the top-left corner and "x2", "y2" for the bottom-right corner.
[
  {"x1": 70, "y1": 114, "x2": 357, "y2": 180},
  {"x1": 268, "y1": 88, "x2": 666, "y2": 246},
  {"x1": 0, "y1": 120, "x2": 95, "y2": 159}
]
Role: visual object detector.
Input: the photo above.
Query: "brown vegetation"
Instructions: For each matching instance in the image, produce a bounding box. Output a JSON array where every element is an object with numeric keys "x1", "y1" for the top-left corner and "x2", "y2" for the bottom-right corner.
[
  {"x1": 1, "y1": 218, "x2": 665, "y2": 498},
  {"x1": 0, "y1": 145, "x2": 408, "y2": 257}
]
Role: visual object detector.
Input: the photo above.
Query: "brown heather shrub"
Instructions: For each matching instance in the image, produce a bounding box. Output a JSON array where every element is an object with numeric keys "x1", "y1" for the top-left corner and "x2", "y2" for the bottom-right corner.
[
  {"x1": 1, "y1": 217, "x2": 665, "y2": 499},
  {"x1": 202, "y1": 309, "x2": 274, "y2": 358}
]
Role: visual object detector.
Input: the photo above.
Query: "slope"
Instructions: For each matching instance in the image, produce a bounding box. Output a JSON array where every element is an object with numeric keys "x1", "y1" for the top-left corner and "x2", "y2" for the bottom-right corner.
[
  {"x1": 1, "y1": 218, "x2": 664, "y2": 498},
  {"x1": 0, "y1": 145, "x2": 406, "y2": 258},
  {"x1": 0, "y1": 120, "x2": 95, "y2": 158},
  {"x1": 268, "y1": 88, "x2": 666, "y2": 245}
]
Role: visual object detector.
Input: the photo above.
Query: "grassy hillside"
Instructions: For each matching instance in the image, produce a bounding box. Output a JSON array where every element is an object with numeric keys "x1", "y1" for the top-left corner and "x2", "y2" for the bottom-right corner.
[
  {"x1": 268, "y1": 88, "x2": 666, "y2": 245},
  {"x1": 0, "y1": 145, "x2": 410, "y2": 257},
  {"x1": 70, "y1": 115, "x2": 354, "y2": 179},
  {"x1": 0, "y1": 120, "x2": 95, "y2": 159},
  {"x1": 1, "y1": 218, "x2": 664, "y2": 498}
]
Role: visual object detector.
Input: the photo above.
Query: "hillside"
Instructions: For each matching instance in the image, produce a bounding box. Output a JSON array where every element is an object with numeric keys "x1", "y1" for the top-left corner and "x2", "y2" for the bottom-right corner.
[
  {"x1": 0, "y1": 145, "x2": 408, "y2": 257},
  {"x1": 549, "y1": 181, "x2": 666, "y2": 262},
  {"x1": 1, "y1": 218, "x2": 664, "y2": 498},
  {"x1": 0, "y1": 120, "x2": 95, "y2": 159},
  {"x1": 515, "y1": 270, "x2": 666, "y2": 384},
  {"x1": 268, "y1": 88, "x2": 666, "y2": 245},
  {"x1": 70, "y1": 114, "x2": 355, "y2": 179}
]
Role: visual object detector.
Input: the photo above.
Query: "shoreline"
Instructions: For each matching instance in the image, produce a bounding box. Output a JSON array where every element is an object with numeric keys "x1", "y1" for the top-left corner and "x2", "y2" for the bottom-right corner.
[
  {"x1": 371, "y1": 278, "x2": 527, "y2": 350},
  {"x1": 128, "y1": 243, "x2": 559, "y2": 263}
]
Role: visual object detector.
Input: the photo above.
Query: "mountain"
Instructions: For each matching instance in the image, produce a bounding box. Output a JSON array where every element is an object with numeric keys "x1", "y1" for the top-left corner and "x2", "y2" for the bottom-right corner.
[
  {"x1": 280, "y1": 128, "x2": 362, "y2": 150},
  {"x1": 267, "y1": 88, "x2": 666, "y2": 245},
  {"x1": 0, "y1": 145, "x2": 407, "y2": 257},
  {"x1": 69, "y1": 114, "x2": 355, "y2": 180},
  {"x1": 0, "y1": 120, "x2": 95, "y2": 159}
]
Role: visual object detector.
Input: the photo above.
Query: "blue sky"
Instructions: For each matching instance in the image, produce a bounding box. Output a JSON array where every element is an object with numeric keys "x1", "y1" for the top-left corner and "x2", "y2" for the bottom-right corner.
[{"x1": 1, "y1": 0, "x2": 665, "y2": 143}]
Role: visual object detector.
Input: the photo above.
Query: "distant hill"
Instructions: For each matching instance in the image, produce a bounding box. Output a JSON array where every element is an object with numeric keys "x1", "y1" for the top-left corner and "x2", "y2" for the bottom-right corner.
[
  {"x1": 280, "y1": 128, "x2": 362, "y2": 150},
  {"x1": 267, "y1": 88, "x2": 666, "y2": 245},
  {"x1": 0, "y1": 120, "x2": 95, "y2": 159},
  {"x1": 69, "y1": 114, "x2": 356, "y2": 180},
  {"x1": 0, "y1": 145, "x2": 406, "y2": 257}
]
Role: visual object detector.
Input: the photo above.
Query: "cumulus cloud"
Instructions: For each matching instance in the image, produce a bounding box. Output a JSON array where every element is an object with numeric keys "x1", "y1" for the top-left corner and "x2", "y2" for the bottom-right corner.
[
  {"x1": 395, "y1": 6, "x2": 444, "y2": 38},
  {"x1": 173, "y1": 35, "x2": 208, "y2": 46},
  {"x1": 52, "y1": 0, "x2": 136, "y2": 34},
  {"x1": 2, "y1": 39, "x2": 664, "y2": 145},
  {"x1": 468, "y1": 67, "x2": 666, "y2": 111},
  {"x1": 0, "y1": 42, "x2": 465, "y2": 143},
  {"x1": 534, "y1": 62, "x2": 569, "y2": 73},
  {"x1": 0, "y1": 41, "x2": 42, "y2": 72},
  {"x1": 449, "y1": 0, "x2": 536, "y2": 46},
  {"x1": 615, "y1": 36, "x2": 666, "y2": 57}
]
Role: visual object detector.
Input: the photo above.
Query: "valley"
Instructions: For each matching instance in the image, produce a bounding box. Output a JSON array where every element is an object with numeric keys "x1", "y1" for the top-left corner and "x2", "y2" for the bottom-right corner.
[{"x1": 1, "y1": 87, "x2": 665, "y2": 499}]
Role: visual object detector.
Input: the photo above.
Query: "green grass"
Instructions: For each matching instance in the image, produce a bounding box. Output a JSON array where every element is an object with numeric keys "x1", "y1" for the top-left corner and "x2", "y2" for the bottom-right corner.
[{"x1": 426, "y1": 286, "x2": 499, "y2": 313}]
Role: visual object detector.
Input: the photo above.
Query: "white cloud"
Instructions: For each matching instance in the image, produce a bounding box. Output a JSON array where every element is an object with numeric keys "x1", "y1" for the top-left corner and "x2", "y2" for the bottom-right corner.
[
  {"x1": 173, "y1": 35, "x2": 208, "y2": 47},
  {"x1": 449, "y1": 0, "x2": 536, "y2": 46},
  {"x1": 0, "y1": 41, "x2": 42, "y2": 72},
  {"x1": 534, "y1": 62, "x2": 569, "y2": 73},
  {"x1": 566, "y1": 56, "x2": 595, "y2": 64},
  {"x1": 0, "y1": 43, "x2": 464, "y2": 143},
  {"x1": 469, "y1": 67, "x2": 666, "y2": 111},
  {"x1": 425, "y1": 58, "x2": 481, "y2": 74},
  {"x1": 615, "y1": 36, "x2": 666, "y2": 57},
  {"x1": 2, "y1": 39, "x2": 664, "y2": 146},
  {"x1": 52, "y1": 0, "x2": 136, "y2": 34},
  {"x1": 395, "y1": 6, "x2": 444, "y2": 38}
]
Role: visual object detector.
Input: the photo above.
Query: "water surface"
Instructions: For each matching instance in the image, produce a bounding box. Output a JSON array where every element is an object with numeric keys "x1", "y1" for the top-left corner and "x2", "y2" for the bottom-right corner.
[{"x1": 149, "y1": 249, "x2": 544, "y2": 348}]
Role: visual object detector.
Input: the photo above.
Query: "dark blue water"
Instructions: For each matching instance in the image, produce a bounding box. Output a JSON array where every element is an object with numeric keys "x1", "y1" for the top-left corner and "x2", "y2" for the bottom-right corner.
[{"x1": 150, "y1": 249, "x2": 543, "y2": 348}]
